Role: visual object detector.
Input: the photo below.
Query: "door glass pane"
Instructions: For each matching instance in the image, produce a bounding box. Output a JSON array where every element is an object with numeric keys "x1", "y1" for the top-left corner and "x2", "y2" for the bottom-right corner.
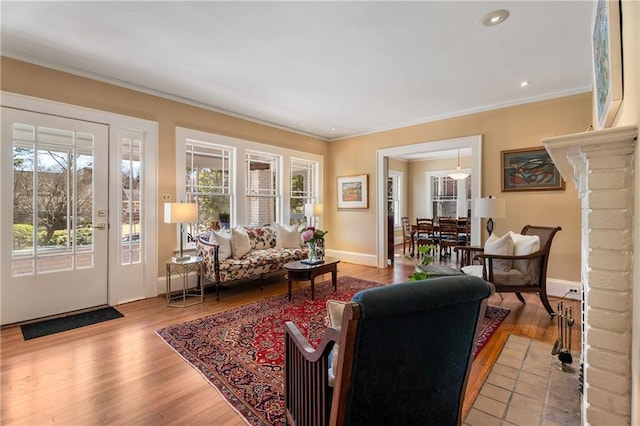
[
  {"x1": 11, "y1": 124, "x2": 95, "y2": 276},
  {"x1": 121, "y1": 135, "x2": 142, "y2": 265}
]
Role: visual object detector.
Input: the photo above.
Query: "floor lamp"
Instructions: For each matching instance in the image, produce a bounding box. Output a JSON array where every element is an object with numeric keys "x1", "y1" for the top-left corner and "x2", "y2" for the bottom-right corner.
[
  {"x1": 164, "y1": 202, "x2": 198, "y2": 262},
  {"x1": 474, "y1": 196, "x2": 505, "y2": 236}
]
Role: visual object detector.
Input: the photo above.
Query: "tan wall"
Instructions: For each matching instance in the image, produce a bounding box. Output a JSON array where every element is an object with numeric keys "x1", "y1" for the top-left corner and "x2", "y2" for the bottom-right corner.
[
  {"x1": 328, "y1": 94, "x2": 592, "y2": 282},
  {"x1": 1, "y1": 57, "x2": 593, "y2": 282},
  {"x1": 0, "y1": 57, "x2": 328, "y2": 277}
]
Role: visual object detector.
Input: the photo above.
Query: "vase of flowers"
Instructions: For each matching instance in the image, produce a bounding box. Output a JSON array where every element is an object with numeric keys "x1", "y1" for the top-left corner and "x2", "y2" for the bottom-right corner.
[{"x1": 299, "y1": 225, "x2": 328, "y2": 265}]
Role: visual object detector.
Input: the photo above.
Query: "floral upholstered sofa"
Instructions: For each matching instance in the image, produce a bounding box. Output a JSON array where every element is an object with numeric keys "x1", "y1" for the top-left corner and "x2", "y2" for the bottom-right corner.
[{"x1": 196, "y1": 225, "x2": 308, "y2": 300}]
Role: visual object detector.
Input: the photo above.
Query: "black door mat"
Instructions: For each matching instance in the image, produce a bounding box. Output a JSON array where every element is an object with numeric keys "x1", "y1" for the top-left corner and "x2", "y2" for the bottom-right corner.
[{"x1": 20, "y1": 307, "x2": 123, "y2": 340}]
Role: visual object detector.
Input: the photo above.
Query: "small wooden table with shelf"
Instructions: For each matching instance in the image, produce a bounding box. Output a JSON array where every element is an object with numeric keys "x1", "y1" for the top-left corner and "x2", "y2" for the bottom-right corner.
[
  {"x1": 165, "y1": 256, "x2": 203, "y2": 307},
  {"x1": 284, "y1": 256, "x2": 340, "y2": 301}
]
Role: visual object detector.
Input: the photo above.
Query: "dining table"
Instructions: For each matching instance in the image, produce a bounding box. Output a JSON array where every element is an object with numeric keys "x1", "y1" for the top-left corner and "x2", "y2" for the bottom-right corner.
[{"x1": 409, "y1": 220, "x2": 470, "y2": 257}]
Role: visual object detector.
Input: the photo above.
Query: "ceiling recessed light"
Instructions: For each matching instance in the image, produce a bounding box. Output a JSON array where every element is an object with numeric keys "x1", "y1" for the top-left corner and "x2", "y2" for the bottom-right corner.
[
  {"x1": 330, "y1": 127, "x2": 337, "y2": 131},
  {"x1": 520, "y1": 81, "x2": 530, "y2": 87},
  {"x1": 482, "y1": 9, "x2": 510, "y2": 27}
]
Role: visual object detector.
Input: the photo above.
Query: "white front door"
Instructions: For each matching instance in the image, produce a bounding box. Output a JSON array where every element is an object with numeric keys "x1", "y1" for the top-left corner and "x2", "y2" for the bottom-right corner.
[{"x1": 1, "y1": 107, "x2": 109, "y2": 325}]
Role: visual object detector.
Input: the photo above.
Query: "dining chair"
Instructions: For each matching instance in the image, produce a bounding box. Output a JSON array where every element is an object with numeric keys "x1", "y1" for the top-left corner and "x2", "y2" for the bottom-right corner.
[
  {"x1": 438, "y1": 218, "x2": 459, "y2": 258},
  {"x1": 415, "y1": 218, "x2": 437, "y2": 257},
  {"x1": 401, "y1": 216, "x2": 412, "y2": 254}
]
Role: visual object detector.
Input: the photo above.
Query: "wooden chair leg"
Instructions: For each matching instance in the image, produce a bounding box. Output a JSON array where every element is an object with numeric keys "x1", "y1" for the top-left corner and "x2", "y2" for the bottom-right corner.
[{"x1": 538, "y1": 291, "x2": 556, "y2": 318}]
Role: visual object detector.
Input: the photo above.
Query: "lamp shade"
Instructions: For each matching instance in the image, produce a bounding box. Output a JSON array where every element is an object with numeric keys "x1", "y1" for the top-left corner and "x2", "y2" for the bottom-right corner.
[
  {"x1": 304, "y1": 203, "x2": 323, "y2": 217},
  {"x1": 164, "y1": 202, "x2": 198, "y2": 224},
  {"x1": 474, "y1": 197, "x2": 505, "y2": 219}
]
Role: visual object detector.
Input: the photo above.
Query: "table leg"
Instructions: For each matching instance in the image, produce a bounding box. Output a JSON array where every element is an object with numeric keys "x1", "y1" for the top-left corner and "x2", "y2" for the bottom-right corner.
[
  {"x1": 332, "y1": 268, "x2": 337, "y2": 292},
  {"x1": 410, "y1": 231, "x2": 416, "y2": 257},
  {"x1": 311, "y1": 277, "x2": 315, "y2": 300},
  {"x1": 288, "y1": 274, "x2": 293, "y2": 301}
]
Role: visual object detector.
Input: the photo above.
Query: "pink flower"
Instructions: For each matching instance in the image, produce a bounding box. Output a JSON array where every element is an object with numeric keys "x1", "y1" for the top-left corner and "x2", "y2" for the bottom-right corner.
[{"x1": 302, "y1": 229, "x2": 314, "y2": 242}]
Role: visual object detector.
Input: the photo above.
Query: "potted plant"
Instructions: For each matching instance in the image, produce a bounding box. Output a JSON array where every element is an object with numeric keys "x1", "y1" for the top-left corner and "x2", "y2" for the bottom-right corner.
[
  {"x1": 407, "y1": 245, "x2": 436, "y2": 281},
  {"x1": 218, "y1": 212, "x2": 230, "y2": 229}
]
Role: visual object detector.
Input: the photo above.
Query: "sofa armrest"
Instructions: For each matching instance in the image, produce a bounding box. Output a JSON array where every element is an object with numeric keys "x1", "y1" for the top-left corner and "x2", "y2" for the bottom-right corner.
[{"x1": 196, "y1": 235, "x2": 221, "y2": 284}]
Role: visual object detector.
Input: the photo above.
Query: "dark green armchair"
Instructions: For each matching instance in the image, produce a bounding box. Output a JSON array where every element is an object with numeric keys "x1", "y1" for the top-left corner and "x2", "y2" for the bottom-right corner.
[{"x1": 284, "y1": 275, "x2": 495, "y2": 426}]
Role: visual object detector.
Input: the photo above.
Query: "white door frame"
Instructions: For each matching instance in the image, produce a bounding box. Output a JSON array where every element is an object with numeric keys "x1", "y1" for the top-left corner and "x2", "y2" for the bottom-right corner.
[
  {"x1": 1, "y1": 91, "x2": 159, "y2": 309},
  {"x1": 376, "y1": 135, "x2": 482, "y2": 269}
]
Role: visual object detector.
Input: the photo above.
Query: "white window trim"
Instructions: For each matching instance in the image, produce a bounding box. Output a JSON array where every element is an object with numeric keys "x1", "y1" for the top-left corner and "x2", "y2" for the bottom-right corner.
[{"x1": 175, "y1": 127, "x2": 323, "y2": 228}]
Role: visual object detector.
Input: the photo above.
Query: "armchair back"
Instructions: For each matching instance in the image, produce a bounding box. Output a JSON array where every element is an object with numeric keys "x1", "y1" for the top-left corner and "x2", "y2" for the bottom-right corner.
[{"x1": 285, "y1": 276, "x2": 495, "y2": 426}]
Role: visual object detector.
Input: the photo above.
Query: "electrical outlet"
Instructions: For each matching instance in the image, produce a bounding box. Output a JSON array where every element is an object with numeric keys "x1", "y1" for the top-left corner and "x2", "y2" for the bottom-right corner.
[
  {"x1": 162, "y1": 193, "x2": 171, "y2": 201},
  {"x1": 569, "y1": 288, "x2": 578, "y2": 293}
]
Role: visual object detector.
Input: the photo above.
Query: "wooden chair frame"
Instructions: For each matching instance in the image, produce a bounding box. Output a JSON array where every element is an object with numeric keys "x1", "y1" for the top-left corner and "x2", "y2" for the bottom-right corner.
[{"x1": 462, "y1": 225, "x2": 561, "y2": 318}]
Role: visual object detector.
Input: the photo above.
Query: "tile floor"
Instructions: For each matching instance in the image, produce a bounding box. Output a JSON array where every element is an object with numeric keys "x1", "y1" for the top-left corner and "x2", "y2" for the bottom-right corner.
[{"x1": 465, "y1": 334, "x2": 581, "y2": 426}]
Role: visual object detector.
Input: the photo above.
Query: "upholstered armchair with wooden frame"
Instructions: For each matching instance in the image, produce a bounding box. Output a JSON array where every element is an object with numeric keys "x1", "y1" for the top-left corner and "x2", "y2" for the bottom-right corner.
[
  {"x1": 461, "y1": 225, "x2": 561, "y2": 318},
  {"x1": 284, "y1": 276, "x2": 495, "y2": 426}
]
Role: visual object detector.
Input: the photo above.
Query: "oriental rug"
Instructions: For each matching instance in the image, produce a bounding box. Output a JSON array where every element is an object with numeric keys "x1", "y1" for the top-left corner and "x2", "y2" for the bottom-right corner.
[{"x1": 156, "y1": 276, "x2": 509, "y2": 426}]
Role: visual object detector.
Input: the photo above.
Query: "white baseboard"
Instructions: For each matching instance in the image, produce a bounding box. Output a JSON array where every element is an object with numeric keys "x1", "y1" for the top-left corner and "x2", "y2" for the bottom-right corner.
[
  {"x1": 324, "y1": 249, "x2": 378, "y2": 267},
  {"x1": 547, "y1": 278, "x2": 581, "y2": 300}
]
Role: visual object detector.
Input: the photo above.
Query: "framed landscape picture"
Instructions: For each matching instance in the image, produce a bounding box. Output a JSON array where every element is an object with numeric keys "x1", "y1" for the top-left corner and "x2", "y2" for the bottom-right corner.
[
  {"x1": 592, "y1": 0, "x2": 623, "y2": 129},
  {"x1": 501, "y1": 147, "x2": 565, "y2": 192},
  {"x1": 337, "y1": 174, "x2": 368, "y2": 209}
]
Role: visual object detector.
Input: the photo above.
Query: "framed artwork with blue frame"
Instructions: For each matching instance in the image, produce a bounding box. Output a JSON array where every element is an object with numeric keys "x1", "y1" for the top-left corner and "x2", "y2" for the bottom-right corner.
[
  {"x1": 501, "y1": 147, "x2": 565, "y2": 192},
  {"x1": 592, "y1": 0, "x2": 623, "y2": 129}
]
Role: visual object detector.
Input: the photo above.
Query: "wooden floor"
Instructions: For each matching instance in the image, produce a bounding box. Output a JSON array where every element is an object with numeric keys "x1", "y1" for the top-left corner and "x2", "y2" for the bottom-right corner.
[{"x1": 0, "y1": 248, "x2": 581, "y2": 425}]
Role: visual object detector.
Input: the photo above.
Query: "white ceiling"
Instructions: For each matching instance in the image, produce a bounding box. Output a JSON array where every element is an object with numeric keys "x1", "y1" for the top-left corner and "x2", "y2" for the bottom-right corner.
[{"x1": 0, "y1": 1, "x2": 595, "y2": 141}]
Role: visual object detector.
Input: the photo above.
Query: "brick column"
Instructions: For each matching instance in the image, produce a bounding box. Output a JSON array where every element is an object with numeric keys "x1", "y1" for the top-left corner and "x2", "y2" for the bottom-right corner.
[{"x1": 544, "y1": 125, "x2": 637, "y2": 425}]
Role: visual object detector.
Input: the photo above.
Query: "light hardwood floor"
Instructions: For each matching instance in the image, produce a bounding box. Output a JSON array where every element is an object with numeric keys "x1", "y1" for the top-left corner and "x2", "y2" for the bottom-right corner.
[{"x1": 1, "y1": 249, "x2": 580, "y2": 425}]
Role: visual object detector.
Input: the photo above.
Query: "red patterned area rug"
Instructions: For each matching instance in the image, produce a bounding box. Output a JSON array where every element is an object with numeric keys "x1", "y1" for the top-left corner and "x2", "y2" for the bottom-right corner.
[{"x1": 156, "y1": 276, "x2": 509, "y2": 426}]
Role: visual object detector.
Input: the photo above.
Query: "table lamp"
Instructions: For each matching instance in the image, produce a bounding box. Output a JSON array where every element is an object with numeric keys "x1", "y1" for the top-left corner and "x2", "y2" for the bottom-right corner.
[
  {"x1": 304, "y1": 203, "x2": 323, "y2": 227},
  {"x1": 164, "y1": 202, "x2": 198, "y2": 261},
  {"x1": 474, "y1": 196, "x2": 505, "y2": 236}
]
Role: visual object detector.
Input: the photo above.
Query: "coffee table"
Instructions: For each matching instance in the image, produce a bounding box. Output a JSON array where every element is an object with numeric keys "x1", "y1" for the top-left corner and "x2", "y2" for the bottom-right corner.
[
  {"x1": 418, "y1": 264, "x2": 465, "y2": 277},
  {"x1": 284, "y1": 256, "x2": 340, "y2": 301}
]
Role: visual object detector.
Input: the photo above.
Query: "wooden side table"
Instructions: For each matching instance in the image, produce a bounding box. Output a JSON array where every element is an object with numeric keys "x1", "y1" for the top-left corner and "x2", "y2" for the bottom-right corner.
[
  {"x1": 165, "y1": 256, "x2": 203, "y2": 307},
  {"x1": 284, "y1": 257, "x2": 340, "y2": 301}
]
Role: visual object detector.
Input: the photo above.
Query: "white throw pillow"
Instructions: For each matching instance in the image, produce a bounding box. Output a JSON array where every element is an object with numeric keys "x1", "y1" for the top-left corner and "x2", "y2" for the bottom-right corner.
[
  {"x1": 508, "y1": 231, "x2": 541, "y2": 276},
  {"x1": 326, "y1": 300, "x2": 348, "y2": 385},
  {"x1": 231, "y1": 227, "x2": 251, "y2": 259},
  {"x1": 210, "y1": 229, "x2": 232, "y2": 260},
  {"x1": 461, "y1": 264, "x2": 483, "y2": 278},
  {"x1": 484, "y1": 233, "x2": 514, "y2": 272},
  {"x1": 276, "y1": 224, "x2": 302, "y2": 249}
]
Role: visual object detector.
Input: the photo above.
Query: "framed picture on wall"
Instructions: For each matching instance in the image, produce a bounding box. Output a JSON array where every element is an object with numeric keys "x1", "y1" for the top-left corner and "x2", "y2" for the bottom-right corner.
[
  {"x1": 501, "y1": 147, "x2": 565, "y2": 192},
  {"x1": 592, "y1": 0, "x2": 623, "y2": 129},
  {"x1": 337, "y1": 174, "x2": 368, "y2": 209}
]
